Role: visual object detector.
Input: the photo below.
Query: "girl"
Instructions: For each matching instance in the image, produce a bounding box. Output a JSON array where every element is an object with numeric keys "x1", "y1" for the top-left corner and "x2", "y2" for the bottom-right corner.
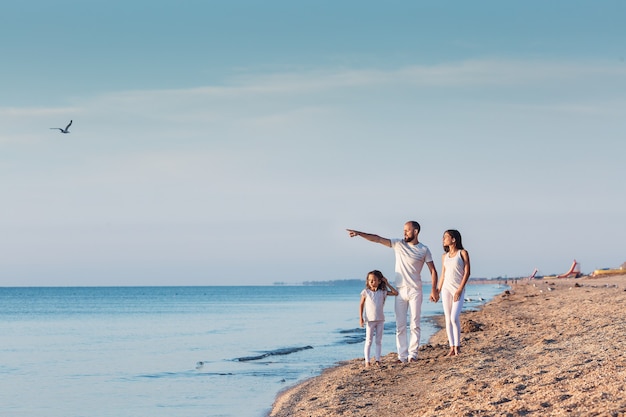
[
  {"x1": 359, "y1": 270, "x2": 398, "y2": 366},
  {"x1": 438, "y1": 229, "x2": 471, "y2": 356}
]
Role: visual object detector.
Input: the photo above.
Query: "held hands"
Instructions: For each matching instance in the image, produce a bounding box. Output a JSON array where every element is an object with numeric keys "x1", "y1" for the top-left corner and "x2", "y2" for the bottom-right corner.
[{"x1": 430, "y1": 287, "x2": 440, "y2": 303}]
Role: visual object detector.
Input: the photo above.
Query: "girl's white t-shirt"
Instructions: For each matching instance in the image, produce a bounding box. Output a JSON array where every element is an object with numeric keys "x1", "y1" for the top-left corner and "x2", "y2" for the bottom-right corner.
[{"x1": 361, "y1": 288, "x2": 387, "y2": 322}]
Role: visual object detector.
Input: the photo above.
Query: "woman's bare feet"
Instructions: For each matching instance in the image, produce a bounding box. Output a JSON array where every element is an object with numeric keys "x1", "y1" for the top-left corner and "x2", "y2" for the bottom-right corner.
[{"x1": 446, "y1": 346, "x2": 461, "y2": 356}]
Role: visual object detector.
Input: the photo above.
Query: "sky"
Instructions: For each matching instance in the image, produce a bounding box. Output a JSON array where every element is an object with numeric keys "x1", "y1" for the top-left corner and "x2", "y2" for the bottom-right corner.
[{"x1": 1, "y1": 0, "x2": 625, "y2": 286}]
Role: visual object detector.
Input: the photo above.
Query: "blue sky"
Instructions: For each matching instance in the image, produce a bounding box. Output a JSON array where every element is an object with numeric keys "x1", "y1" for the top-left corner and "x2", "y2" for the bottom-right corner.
[{"x1": 1, "y1": 1, "x2": 625, "y2": 286}]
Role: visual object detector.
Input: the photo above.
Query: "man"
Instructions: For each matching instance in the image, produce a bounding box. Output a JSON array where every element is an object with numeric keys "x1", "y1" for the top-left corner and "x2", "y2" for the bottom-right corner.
[{"x1": 347, "y1": 221, "x2": 439, "y2": 363}]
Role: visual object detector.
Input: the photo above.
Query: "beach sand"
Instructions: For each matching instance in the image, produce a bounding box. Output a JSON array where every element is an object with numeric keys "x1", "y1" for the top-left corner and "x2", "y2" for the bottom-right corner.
[{"x1": 269, "y1": 274, "x2": 626, "y2": 417}]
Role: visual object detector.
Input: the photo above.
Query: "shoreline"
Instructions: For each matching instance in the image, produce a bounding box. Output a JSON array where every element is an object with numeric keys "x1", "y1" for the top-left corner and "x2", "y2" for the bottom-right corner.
[{"x1": 268, "y1": 274, "x2": 626, "y2": 416}]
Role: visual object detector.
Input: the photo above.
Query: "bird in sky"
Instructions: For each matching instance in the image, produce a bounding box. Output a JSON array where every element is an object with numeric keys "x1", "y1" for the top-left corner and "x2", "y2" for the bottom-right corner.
[{"x1": 50, "y1": 120, "x2": 72, "y2": 133}]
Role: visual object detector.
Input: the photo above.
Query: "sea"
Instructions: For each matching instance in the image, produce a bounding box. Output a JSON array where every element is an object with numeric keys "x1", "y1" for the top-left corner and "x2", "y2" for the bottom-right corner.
[{"x1": 0, "y1": 282, "x2": 505, "y2": 417}]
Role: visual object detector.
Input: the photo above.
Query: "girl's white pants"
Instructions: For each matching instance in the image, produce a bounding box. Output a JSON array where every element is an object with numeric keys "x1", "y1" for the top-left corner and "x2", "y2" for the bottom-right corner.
[{"x1": 364, "y1": 320, "x2": 384, "y2": 363}]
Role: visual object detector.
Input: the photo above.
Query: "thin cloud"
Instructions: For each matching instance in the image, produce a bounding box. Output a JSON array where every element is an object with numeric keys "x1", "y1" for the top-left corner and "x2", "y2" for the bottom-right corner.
[{"x1": 4, "y1": 58, "x2": 624, "y2": 127}]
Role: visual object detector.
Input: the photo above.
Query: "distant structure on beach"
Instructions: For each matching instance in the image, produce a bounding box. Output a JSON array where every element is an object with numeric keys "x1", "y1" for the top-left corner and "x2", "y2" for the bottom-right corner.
[
  {"x1": 526, "y1": 268, "x2": 539, "y2": 280},
  {"x1": 591, "y1": 262, "x2": 626, "y2": 277},
  {"x1": 557, "y1": 259, "x2": 582, "y2": 278}
]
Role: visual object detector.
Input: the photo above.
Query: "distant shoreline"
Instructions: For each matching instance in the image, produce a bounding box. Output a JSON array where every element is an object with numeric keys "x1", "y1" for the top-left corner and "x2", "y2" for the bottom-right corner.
[{"x1": 273, "y1": 278, "x2": 514, "y2": 286}]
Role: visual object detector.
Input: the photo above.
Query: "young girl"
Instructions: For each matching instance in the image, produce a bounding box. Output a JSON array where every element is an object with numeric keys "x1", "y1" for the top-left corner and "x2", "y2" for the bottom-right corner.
[
  {"x1": 359, "y1": 270, "x2": 398, "y2": 366},
  {"x1": 437, "y1": 229, "x2": 471, "y2": 356}
]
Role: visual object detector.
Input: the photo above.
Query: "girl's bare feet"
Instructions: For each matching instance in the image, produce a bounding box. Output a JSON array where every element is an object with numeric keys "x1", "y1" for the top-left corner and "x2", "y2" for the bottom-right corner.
[{"x1": 447, "y1": 347, "x2": 456, "y2": 357}]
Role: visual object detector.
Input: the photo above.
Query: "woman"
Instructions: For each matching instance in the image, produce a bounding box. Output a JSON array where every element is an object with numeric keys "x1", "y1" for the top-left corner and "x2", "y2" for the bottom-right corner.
[{"x1": 438, "y1": 229, "x2": 471, "y2": 356}]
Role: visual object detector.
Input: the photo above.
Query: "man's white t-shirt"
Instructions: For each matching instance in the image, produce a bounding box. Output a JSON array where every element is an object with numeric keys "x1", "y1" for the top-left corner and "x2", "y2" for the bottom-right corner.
[{"x1": 390, "y1": 239, "x2": 433, "y2": 290}]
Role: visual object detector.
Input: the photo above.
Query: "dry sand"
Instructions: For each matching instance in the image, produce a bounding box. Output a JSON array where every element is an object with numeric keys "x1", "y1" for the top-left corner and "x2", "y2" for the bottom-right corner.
[{"x1": 269, "y1": 274, "x2": 626, "y2": 417}]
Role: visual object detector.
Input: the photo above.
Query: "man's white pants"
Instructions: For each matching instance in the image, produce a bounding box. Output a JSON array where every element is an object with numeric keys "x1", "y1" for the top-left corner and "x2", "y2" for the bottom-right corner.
[{"x1": 395, "y1": 286, "x2": 422, "y2": 361}]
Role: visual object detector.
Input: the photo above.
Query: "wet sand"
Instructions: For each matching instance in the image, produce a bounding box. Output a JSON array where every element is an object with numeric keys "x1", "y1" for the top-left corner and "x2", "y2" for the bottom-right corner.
[{"x1": 269, "y1": 274, "x2": 626, "y2": 416}]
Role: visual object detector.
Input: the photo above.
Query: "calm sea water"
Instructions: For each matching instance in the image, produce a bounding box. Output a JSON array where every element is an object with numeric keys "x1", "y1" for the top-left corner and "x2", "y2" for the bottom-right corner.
[{"x1": 0, "y1": 283, "x2": 504, "y2": 417}]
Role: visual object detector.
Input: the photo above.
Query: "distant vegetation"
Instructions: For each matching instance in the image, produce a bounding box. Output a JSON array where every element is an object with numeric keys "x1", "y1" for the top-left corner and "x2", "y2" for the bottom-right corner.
[
  {"x1": 301, "y1": 278, "x2": 510, "y2": 286},
  {"x1": 302, "y1": 279, "x2": 363, "y2": 286},
  {"x1": 272, "y1": 277, "x2": 510, "y2": 286}
]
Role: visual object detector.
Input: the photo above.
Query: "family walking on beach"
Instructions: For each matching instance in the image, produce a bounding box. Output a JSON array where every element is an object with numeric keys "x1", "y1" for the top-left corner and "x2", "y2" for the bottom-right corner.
[{"x1": 348, "y1": 221, "x2": 471, "y2": 365}]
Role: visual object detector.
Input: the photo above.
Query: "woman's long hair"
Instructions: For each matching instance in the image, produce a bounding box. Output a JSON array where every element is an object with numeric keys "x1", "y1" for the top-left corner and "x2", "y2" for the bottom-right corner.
[{"x1": 443, "y1": 229, "x2": 464, "y2": 253}]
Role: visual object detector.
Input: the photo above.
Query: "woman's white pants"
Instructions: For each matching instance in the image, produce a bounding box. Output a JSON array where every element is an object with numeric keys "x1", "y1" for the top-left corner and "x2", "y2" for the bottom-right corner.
[{"x1": 441, "y1": 287, "x2": 465, "y2": 347}]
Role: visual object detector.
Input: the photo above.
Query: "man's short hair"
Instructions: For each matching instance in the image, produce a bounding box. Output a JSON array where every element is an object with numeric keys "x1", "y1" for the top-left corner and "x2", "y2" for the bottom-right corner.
[{"x1": 408, "y1": 220, "x2": 421, "y2": 233}]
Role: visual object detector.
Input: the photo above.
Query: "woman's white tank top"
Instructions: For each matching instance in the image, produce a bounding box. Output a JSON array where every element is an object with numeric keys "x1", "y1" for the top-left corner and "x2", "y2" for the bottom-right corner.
[{"x1": 443, "y1": 251, "x2": 465, "y2": 292}]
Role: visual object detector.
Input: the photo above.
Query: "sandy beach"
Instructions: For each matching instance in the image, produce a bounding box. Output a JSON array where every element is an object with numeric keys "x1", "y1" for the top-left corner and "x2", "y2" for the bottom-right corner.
[{"x1": 269, "y1": 274, "x2": 626, "y2": 417}]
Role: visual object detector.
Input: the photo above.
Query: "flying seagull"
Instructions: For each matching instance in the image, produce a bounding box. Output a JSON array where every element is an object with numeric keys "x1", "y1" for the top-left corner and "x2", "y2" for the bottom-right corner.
[{"x1": 50, "y1": 120, "x2": 72, "y2": 133}]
